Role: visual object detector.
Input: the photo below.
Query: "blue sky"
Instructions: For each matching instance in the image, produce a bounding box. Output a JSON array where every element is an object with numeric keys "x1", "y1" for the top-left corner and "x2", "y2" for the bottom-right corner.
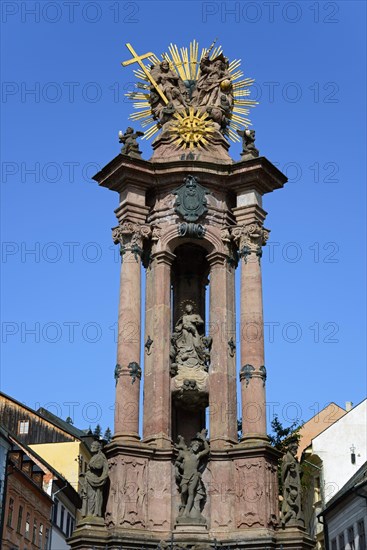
[{"x1": 1, "y1": 1, "x2": 366, "y2": 434}]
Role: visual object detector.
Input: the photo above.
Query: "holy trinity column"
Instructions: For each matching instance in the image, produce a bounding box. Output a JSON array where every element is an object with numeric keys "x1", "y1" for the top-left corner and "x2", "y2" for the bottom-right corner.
[{"x1": 69, "y1": 40, "x2": 314, "y2": 550}]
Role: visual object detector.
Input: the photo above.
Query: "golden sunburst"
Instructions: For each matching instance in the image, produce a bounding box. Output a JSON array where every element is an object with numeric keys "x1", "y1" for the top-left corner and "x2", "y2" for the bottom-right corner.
[
  {"x1": 170, "y1": 107, "x2": 215, "y2": 150},
  {"x1": 124, "y1": 40, "x2": 258, "y2": 143}
]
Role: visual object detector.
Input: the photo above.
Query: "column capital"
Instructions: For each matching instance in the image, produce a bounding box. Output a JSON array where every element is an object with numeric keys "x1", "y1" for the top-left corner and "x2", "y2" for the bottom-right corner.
[
  {"x1": 206, "y1": 250, "x2": 229, "y2": 267},
  {"x1": 233, "y1": 222, "x2": 269, "y2": 262},
  {"x1": 151, "y1": 249, "x2": 176, "y2": 266},
  {"x1": 221, "y1": 223, "x2": 270, "y2": 263},
  {"x1": 112, "y1": 221, "x2": 151, "y2": 260}
]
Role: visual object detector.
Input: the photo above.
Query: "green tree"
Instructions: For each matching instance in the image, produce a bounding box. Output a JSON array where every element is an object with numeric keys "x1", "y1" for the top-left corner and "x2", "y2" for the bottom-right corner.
[
  {"x1": 104, "y1": 427, "x2": 112, "y2": 443},
  {"x1": 93, "y1": 424, "x2": 102, "y2": 439},
  {"x1": 268, "y1": 416, "x2": 303, "y2": 497},
  {"x1": 268, "y1": 416, "x2": 303, "y2": 453},
  {"x1": 237, "y1": 415, "x2": 303, "y2": 448}
]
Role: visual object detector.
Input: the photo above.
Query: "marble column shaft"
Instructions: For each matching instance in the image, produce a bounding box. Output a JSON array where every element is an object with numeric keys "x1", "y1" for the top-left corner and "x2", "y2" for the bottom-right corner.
[
  {"x1": 240, "y1": 250, "x2": 267, "y2": 437},
  {"x1": 208, "y1": 252, "x2": 238, "y2": 447},
  {"x1": 143, "y1": 250, "x2": 174, "y2": 447},
  {"x1": 114, "y1": 243, "x2": 141, "y2": 440}
]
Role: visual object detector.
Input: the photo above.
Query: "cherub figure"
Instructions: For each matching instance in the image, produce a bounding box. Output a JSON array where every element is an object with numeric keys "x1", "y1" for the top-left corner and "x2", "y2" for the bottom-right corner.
[{"x1": 118, "y1": 127, "x2": 144, "y2": 157}]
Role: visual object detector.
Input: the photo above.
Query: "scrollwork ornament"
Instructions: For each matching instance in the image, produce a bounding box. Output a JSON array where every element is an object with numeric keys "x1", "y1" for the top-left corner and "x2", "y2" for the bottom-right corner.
[
  {"x1": 178, "y1": 222, "x2": 206, "y2": 239},
  {"x1": 151, "y1": 225, "x2": 162, "y2": 242}
]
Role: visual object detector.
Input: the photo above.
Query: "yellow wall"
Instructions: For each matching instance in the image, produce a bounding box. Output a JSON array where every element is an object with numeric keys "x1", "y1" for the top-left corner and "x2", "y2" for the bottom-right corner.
[{"x1": 29, "y1": 441, "x2": 90, "y2": 491}]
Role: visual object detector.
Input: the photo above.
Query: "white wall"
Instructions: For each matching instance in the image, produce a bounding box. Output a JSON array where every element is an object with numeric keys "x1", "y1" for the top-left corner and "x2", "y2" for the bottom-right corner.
[{"x1": 312, "y1": 400, "x2": 367, "y2": 503}]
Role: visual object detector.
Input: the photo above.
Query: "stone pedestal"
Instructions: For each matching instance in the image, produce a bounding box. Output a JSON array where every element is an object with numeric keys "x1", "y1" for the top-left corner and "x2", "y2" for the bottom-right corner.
[{"x1": 69, "y1": 155, "x2": 314, "y2": 550}]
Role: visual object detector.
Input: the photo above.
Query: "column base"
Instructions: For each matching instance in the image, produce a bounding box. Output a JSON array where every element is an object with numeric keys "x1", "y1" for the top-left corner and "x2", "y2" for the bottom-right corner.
[
  {"x1": 210, "y1": 437, "x2": 238, "y2": 450},
  {"x1": 112, "y1": 431, "x2": 140, "y2": 443},
  {"x1": 143, "y1": 433, "x2": 173, "y2": 448},
  {"x1": 240, "y1": 432, "x2": 269, "y2": 445},
  {"x1": 69, "y1": 517, "x2": 108, "y2": 550}
]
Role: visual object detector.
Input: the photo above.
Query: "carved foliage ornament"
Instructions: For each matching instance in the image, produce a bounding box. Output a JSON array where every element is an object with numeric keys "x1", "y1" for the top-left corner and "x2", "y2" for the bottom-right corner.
[
  {"x1": 239, "y1": 364, "x2": 266, "y2": 387},
  {"x1": 112, "y1": 222, "x2": 161, "y2": 263},
  {"x1": 114, "y1": 362, "x2": 142, "y2": 385},
  {"x1": 128, "y1": 361, "x2": 142, "y2": 384},
  {"x1": 112, "y1": 221, "x2": 149, "y2": 259},
  {"x1": 222, "y1": 223, "x2": 269, "y2": 263}
]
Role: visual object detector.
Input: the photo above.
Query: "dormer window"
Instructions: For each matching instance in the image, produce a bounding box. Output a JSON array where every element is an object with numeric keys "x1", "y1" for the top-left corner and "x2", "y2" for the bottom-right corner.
[{"x1": 18, "y1": 420, "x2": 29, "y2": 435}]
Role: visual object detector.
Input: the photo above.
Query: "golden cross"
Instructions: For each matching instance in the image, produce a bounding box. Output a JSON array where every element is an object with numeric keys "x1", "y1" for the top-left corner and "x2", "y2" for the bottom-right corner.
[{"x1": 121, "y1": 43, "x2": 168, "y2": 105}]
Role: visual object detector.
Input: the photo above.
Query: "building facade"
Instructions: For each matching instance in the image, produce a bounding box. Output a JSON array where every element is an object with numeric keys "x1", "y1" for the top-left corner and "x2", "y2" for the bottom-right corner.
[
  {"x1": 2, "y1": 442, "x2": 53, "y2": 550},
  {"x1": 0, "y1": 392, "x2": 92, "y2": 491},
  {"x1": 1, "y1": 396, "x2": 84, "y2": 550},
  {"x1": 301, "y1": 399, "x2": 367, "y2": 549},
  {"x1": 320, "y1": 461, "x2": 367, "y2": 550}
]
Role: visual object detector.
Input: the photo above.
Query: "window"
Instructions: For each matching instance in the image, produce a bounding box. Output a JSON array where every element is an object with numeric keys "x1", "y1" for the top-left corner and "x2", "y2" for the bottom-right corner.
[
  {"x1": 348, "y1": 526, "x2": 355, "y2": 550},
  {"x1": 359, "y1": 521, "x2": 366, "y2": 550},
  {"x1": 44, "y1": 527, "x2": 50, "y2": 550},
  {"x1": 39, "y1": 523, "x2": 43, "y2": 548},
  {"x1": 331, "y1": 540, "x2": 337, "y2": 550},
  {"x1": 52, "y1": 498, "x2": 58, "y2": 525},
  {"x1": 25, "y1": 512, "x2": 30, "y2": 538},
  {"x1": 32, "y1": 519, "x2": 37, "y2": 544},
  {"x1": 60, "y1": 505, "x2": 65, "y2": 531},
  {"x1": 7, "y1": 497, "x2": 14, "y2": 527},
  {"x1": 65, "y1": 513, "x2": 75, "y2": 537},
  {"x1": 338, "y1": 533, "x2": 345, "y2": 549},
  {"x1": 18, "y1": 420, "x2": 29, "y2": 435},
  {"x1": 17, "y1": 505, "x2": 23, "y2": 533},
  {"x1": 314, "y1": 476, "x2": 321, "y2": 503}
]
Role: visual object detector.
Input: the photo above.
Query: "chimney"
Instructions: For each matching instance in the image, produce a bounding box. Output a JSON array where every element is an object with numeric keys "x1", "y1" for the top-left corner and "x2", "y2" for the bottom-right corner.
[{"x1": 345, "y1": 401, "x2": 353, "y2": 412}]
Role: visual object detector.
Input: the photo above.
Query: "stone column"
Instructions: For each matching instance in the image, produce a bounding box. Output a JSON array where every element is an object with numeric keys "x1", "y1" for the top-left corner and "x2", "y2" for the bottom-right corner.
[
  {"x1": 207, "y1": 251, "x2": 238, "y2": 448},
  {"x1": 233, "y1": 202, "x2": 269, "y2": 442},
  {"x1": 112, "y1": 222, "x2": 149, "y2": 441},
  {"x1": 143, "y1": 249, "x2": 175, "y2": 448}
]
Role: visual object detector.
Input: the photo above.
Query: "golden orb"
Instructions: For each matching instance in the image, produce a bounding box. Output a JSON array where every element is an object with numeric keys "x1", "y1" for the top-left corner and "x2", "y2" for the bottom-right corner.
[{"x1": 220, "y1": 79, "x2": 232, "y2": 92}]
